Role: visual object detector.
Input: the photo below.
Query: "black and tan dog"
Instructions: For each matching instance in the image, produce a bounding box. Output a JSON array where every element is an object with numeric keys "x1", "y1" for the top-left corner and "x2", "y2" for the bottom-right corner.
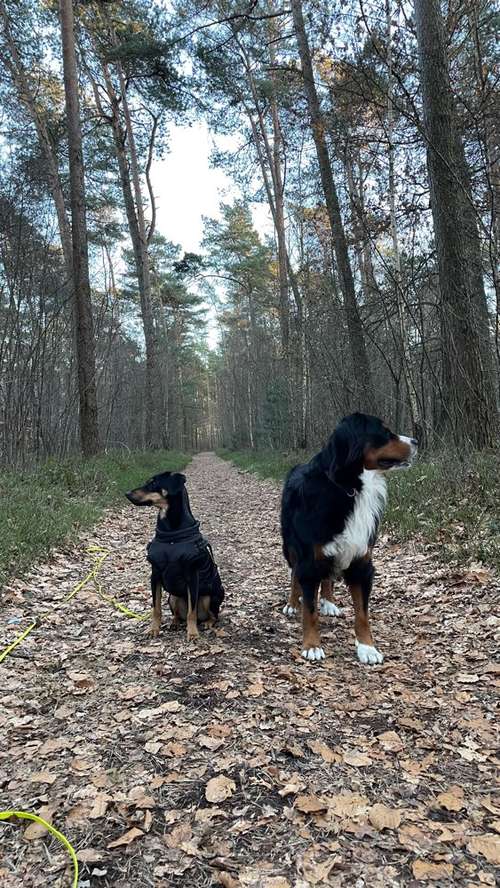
[
  {"x1": 126, "y1": 472, "x2": 224, "y2": 640},
  {"x1": 281, "y1": 413, "x2": 417, "y2": 664}
]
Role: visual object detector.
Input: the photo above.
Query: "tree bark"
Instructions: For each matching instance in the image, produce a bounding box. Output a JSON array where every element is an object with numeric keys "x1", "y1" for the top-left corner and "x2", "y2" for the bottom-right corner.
[
  {"x1": 290, "y1": 0, "x2": 375, "y2": 412},
  {"x1": 59, "y1": 0, "x2": 99, "y2": 456},
  {"x1": 414, "y1": 0, "x2": 498, "y2": 447}
]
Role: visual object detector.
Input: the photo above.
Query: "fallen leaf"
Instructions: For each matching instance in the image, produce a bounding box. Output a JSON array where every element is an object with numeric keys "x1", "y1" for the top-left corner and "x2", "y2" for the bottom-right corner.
[
  {"x1": 467, "y1": 833, "x2": 500, "y2": 865},
  {"x1": 435, "y1": 788, "x2": 465, "y2": 812},
  {"x1": 198, "y1": 734, "x2": 224, "y2": 751},
  {"x1": 278, "y1": 775, "x2": 306, "y2": 797},
  {"x1": 195, "y1": 807, "x2": 226, "y2": 822},
  {"x1": 89, "y1": 794, "x2": 109, "y2": 819},
  {"x1": 368, "y1": 804, "x2": 402, "y2": 830},
  {"x1": 164, "y1": 700, "x2": 182, "y2": 712},
  {"x1": 412, "y1": 859, "x2": 453, "y2": 880},
  {"x1": 398, "y1": 825, "x2": 433, "y2": 853},
  {"x1": 38, "y1": 738, "x2": 67, "y2": 755},
  {"x1": 107, "y1": 827, "x2": 144, "y2": 849},
  {"x1": 329, "y1": 793, "x2": 370, "y2": 819},
  {"x1": 29, "y1": 771, "x2": 56, "y2": 785},
  {"x1": 303, "y1": 856, "x2": 338, "y2": 884},
  {"x1": 295, "y1": 795, "x2": 328, "y2": 814},
  {"x1": 308, "y1": 740, "x2": 338, "y2": 763},
  {"x1": 464, "y1": 565, "x2": 492, "y2": 584},
  {"x1": 118, "y1": 685, "x2": 143, "y2": 700},
  {"x1": 377, "y1": 731, "x2": 404, "y2": 752},
  {"x1": 247, "y1": 682, "x2": 264, "y2": 697},
  {"x1": 71, "y1": 758, "x2": 93, "y2": 772},
  {"x1": 77, "y1": 849, "x2": 105, "y2": 863},
  {"x1": 263, "y1": 879, "x2": 291, "y2": 888},
  {"x1": 165, "y1": 823, "x2": 192, "y2": 849},
  {"x1": 127, "y1": 787, "x2": 156, "y2": 809},
  {"x1": 216, "y1": 874, "x2": 240, "y2": 888},
  {"x1": 24, "y1": 805, "x2": 57, "y2": 840},
  {"x1": 205, "y1": 775, "x2": 236, "y2": 803},
  {"x1": 343, "y1": 749, "x2": 372, "y2": 767}
]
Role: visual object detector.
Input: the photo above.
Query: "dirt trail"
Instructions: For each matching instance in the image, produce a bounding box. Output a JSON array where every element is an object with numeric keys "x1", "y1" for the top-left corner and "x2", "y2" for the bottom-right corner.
[{"x1": 1, "y1": 453, "x2": 498, "y2": 887}]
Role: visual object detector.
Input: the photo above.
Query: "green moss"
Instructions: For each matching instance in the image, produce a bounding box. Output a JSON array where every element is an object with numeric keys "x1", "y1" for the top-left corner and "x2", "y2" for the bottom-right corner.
[{"x1": 0, "y1": 450, "x2": 190, "y2": 587}]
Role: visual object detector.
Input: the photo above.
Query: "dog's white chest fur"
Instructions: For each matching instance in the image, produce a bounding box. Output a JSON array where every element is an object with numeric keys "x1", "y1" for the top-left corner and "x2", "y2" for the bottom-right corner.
[{"x1": 323, "y1": 471, "x2": 387, "y2": 570}]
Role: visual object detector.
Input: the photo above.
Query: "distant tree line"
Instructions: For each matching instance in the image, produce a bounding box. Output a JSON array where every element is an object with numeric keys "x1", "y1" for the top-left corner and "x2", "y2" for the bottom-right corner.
[{"x1": 0, "y1": 0, "x2": 498, "y2": 465}]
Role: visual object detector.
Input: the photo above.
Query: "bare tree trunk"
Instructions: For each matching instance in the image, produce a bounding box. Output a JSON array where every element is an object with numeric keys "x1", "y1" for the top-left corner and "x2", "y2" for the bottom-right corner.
[
  {"x1": 116, "y1": 62, "x2": 165, "y2": 449},
  {"x1": 414, "y1": 0, "x2": 498, "y2": 447},
  {"x1": 59, "y1": 0, "x2": 99, "y2": 456},
  {"x1": 290, "y1": 0, "x2": 374, "y2": 412}
]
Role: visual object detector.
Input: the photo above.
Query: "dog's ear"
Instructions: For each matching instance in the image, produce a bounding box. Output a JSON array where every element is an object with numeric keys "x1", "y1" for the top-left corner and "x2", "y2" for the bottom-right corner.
[
  {"x1": 163, "y1": 473, "x2": 186, "y2": 495},
  {"x1": 326, "y1": 414, "x2": 366, "y2": 479}
]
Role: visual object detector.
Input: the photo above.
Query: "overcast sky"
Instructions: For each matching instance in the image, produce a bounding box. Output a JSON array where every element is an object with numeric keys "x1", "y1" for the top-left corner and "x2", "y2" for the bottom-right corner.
[{"x1": 151, "y1": 120, "x2": 273, "y2": 254}]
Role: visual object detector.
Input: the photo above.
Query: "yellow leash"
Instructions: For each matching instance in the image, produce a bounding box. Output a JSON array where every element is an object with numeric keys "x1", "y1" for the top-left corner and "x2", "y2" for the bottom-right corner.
[
  {"x1": 0, "y1": 811, "x2": 78, "y2": 887},
  {"x1": 0, "y1": 545, "x2": 149, "y2": 664}
]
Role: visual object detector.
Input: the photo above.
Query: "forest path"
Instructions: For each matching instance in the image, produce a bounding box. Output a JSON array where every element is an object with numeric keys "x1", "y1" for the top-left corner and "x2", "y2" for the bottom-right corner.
[{"x1": 1, "y1": 453, "x2": 498, "y2": 887}]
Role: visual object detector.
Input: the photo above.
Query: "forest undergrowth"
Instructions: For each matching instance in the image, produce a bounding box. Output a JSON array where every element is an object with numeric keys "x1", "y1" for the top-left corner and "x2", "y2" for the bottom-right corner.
[{"x1": 0, "y1": 450, "x2": 190, "y2": 588}]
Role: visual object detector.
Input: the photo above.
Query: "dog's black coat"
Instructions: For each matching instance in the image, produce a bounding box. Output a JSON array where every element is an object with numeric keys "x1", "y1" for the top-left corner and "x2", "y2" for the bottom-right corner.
[{"x1": 127, "y1": 472, "x2": 224, "y2": 626}]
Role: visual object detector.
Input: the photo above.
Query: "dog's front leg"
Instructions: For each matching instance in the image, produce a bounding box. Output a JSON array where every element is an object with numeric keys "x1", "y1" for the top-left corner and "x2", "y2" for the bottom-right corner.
[
  {"x1": 301, "y1": 579, "x2": 324, "y2": 661},
  {"x1": 186, "y1": 571, "x2": 200, "y2": 641},
  {"x1": 151, "y1": 573, "x2": 163, "y2": 637}
]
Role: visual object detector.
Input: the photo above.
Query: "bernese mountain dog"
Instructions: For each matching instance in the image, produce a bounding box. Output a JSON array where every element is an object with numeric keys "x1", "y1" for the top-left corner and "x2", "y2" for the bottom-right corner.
[{"x1": 281, "y1": 413, "x2": 417, "y2": 664}]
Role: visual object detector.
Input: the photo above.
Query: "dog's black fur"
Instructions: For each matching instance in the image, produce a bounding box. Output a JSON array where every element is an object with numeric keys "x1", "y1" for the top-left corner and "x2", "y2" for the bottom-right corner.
[
  {"x1": 126, "y1": 472, "x2": 224, "y2": 639},
  {"x1": 281, "y1": 413, "x2": 416, "y2": 663}
]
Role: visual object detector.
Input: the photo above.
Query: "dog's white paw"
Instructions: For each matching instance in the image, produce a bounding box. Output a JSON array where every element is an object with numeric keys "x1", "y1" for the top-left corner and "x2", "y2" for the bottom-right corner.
[
  {"x1": 301, "y1": 647, "x2": 325, "y2": 662},
  {"x1": 283, "y1": 604, "x2": 297, "y2": 616},
  {"x1": 319, "y1": 598, "x2": 342, "y2": 617},
  {"x1": 356, "y1": 641, "x2": 383, "y2": 665}
]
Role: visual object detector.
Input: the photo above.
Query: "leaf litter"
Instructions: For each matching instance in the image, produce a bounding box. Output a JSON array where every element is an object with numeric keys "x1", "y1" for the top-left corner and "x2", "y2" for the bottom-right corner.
[{"x1": 0, "y1": 453, "x2": 499, "y2": 886}]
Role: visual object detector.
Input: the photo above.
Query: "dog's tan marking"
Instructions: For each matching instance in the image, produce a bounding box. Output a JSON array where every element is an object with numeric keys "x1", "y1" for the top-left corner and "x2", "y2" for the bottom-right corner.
[
  {"x1": 169, "y1": 594, "x2": 186, "y2": 629},
  {"x1": 288, "y1": 572, "x2": 302, "y2": 610},
  {"x1": 130, "y1": 489, "x2": 169, "y2": 508},
  {"x1": 150, "y1": 581, "x2": 163, "y2": 637},
  {"x1": 186, "y1": 591, "x2": 199, "y2": 641},
  {"x1": 320, "y1": 577, "x2": 334, "y2": 602},
  {"x1": 364, "y1": 438, "x2": 411, "y2": 469},
  {"x1": 301, "y1": 583, "x2": 321, "y2": 651},
  {"x1": 349, "y1": 584, "x2": 374, "y2": 646}
]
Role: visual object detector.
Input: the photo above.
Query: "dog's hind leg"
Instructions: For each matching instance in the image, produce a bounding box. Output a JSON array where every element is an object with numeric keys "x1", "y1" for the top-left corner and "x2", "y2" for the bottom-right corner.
[
  {"x1": 319, "y1": 578, "x2": 342, "y2": 617},
  {"x1": 186, "y1": 571, "x2": 200, "y2": 641},
  {"x1": 283, "y1": 570, "x2": 301, "y2": 617},
  {"x1": 151, "y1": 573, "x2": 163, "y2": 637}
]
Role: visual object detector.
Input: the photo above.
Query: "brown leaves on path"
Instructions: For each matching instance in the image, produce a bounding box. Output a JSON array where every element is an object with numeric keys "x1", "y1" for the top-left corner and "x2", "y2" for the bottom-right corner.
[{"x1": 0, "y1": 453, "x2": 499, "y2": 886}]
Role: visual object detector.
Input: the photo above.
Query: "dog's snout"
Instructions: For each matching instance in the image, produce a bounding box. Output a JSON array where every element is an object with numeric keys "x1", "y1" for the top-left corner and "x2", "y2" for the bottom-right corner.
[{"x1": 410, "y1": 438, "x2": 418, "y2": 447}]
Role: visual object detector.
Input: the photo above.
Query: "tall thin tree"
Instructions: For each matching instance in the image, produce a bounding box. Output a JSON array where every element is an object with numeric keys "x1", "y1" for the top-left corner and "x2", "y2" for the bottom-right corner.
[
  {"x1": 290, "y1": 0, "x2": 374, "y2": 412},
  {"x1": 59, "y1": 0, "x2": 99, "y2": 455}
]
